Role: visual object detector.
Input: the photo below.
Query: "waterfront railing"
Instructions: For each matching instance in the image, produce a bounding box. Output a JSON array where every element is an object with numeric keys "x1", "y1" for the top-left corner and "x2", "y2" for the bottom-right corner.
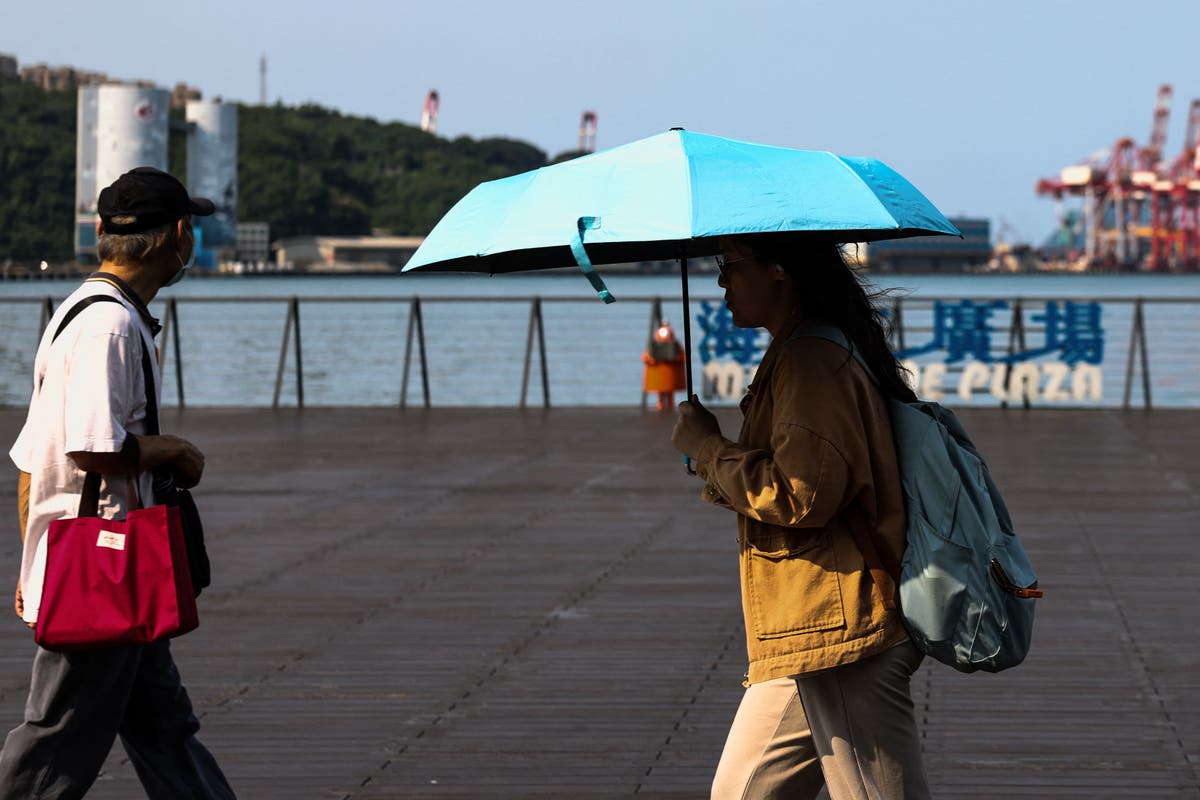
[{"x1": 0, "y1": 295, "x2": 1191, "y2": 410}]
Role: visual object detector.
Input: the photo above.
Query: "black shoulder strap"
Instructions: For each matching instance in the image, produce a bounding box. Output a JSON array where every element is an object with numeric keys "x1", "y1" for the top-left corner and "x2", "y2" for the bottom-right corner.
[
  {"x1": 50, "y1": 295, "x2": 158, "y2": 516},
  {"x1": 52, "y1": 294, "x2": 124, "y2": 342}
]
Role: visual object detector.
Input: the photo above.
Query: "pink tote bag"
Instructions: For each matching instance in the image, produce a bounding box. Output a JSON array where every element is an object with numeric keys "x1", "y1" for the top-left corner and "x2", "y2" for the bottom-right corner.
[{"x1": 36, "y1": 500, "x2": 198, "y2": 652}]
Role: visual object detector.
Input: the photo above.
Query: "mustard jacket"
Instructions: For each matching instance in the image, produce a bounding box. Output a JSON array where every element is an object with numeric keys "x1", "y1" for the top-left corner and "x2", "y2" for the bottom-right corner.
[{"x1": 694, "y1": 328, "x2": 909, "y2": 683}]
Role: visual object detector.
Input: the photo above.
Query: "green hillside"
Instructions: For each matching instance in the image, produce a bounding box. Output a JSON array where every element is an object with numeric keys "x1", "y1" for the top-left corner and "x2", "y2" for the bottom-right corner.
[
  {"x1": 0, "y1": 75, "x2": 76, "y2": 263},
  {"x1": 0, "y1": 73, "x2": 549, "y2": 263}
]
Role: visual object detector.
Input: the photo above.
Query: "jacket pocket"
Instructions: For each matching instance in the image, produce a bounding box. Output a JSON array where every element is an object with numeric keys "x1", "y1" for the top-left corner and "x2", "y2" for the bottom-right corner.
[{"x1": 746, "y1": 531, "x2": 846, "y2": 639}]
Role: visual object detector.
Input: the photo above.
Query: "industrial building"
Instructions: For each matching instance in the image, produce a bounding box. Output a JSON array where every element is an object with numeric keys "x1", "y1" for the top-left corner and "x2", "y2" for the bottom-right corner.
[
  {"x1": 272, "y1": 236, "x2": 424, "y2": 272},
  {"x1": 236, "y1": 222, "x2": 272, "y2": 263},
  {"x1": 863, "y1": 217, "x2": 992, "y2": 272}
]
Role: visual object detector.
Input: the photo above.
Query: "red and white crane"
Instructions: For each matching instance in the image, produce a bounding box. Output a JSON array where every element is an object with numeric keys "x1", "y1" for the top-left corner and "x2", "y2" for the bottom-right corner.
[
  {"x1": 1148, "y1": 99, "x2": 1200, "y2": 270},
  {"x1": 1141, "y1": 84, "x2": 1173, "y2": 170}
]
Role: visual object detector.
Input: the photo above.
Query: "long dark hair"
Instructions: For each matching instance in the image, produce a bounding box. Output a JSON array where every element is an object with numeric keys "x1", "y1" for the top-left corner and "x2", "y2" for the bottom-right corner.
[{"x1": 740, "y1": 233, "x2": 918, "y2": 403}]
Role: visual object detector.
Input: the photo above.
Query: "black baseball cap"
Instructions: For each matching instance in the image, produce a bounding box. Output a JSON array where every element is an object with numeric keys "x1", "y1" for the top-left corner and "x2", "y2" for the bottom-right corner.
[{"x1": 97, "y1": 167, "x2": 215, "y2": 234}]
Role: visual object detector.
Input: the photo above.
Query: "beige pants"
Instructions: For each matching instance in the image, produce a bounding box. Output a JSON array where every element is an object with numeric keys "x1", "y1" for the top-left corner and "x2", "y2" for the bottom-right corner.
[{"x1": 712, "y1": 640, "x2": 930, "y2": 800}]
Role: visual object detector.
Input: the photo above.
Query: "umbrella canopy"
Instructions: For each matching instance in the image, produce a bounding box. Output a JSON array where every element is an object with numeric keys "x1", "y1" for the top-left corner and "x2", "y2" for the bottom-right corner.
[
  {"x1": 403, "y1": 129, "x2": 959, "y2": 472},
  {"x1": 403, "y1": 129, "x2": 961, "y2": 277}
]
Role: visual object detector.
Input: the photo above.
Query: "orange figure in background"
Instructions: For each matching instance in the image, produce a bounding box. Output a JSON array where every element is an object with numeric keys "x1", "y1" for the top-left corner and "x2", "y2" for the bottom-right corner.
[{"x1": 643, "y1": 320, "x2": 687, "y2": 410}]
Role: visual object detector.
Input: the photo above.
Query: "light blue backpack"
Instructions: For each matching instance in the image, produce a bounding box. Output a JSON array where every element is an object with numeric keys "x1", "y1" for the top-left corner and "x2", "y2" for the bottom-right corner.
[{"x1": 798, "y1": 327, "x2": 1042, "y2": 673}]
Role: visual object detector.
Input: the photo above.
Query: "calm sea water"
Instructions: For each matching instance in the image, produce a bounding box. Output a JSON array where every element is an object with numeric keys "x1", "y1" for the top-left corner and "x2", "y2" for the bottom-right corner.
[{"x1": 2, "y1": 271, "x2": 1199, "y2": 408}]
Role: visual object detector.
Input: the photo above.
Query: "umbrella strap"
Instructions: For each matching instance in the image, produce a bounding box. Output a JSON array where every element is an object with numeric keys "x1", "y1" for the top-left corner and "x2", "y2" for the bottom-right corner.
[{"x1": 571, "y1": 217, "x2": 615, "y2": 304}]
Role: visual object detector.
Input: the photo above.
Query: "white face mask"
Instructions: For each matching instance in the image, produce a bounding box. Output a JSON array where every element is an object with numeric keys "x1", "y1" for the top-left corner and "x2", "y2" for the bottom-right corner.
[
  {"x1": 166, "y1": 238, "x2": 195, "y2": 287},
  {"x1": 169, "y1": 231, "x2": 196, "y2": 287}
]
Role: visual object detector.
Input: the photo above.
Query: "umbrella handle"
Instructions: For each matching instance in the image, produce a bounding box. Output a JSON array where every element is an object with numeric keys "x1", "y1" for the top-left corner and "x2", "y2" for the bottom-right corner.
[
  {"x1": 571, "y1": 217, "x2": 615, "y2": 304},
  {"x1": 680, "y1": 255, "x2": 697, "y2": 476}
]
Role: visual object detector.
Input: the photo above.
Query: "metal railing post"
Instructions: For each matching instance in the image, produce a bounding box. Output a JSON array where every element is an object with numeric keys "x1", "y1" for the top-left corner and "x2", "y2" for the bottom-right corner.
[
  {"x1": 641, "y1": 297, "x2": 663, "y2": 409},
  {"x1": 891, "y1": 297, "x2": 905, "y2": 352},
  {"x1": 1138, "y1": 301, "x2": 1152, "y2": 410},
  {"x1": 38, "y1": 297, "x2": 54, "y2": 341},
  {"x1": 520, "y1": 297, "x2": 550, "y2": 409},
  {"x1": 1016, "y1": 301, "x2": 1030, "y2": 409},
  {"x1": 292, "y1": 297, "x2": 304, "y2": 408},
  {"x1": 272, "y1": 299, "x2": 295, "y2": 409},
  {"x1": 166, "y1": 298, "x2": 185, "y2": 408},
  {"x1": 401, "y1": 298, "x2": 415, "y2": 408},
  {"x1": 1122, "y1": 298, "x2": 1152, "y2": 410},
  {"x1": 536, "y1": 298, "x2": 550, "y2": 408},
  {"x1": 520, "y1": 299, "x2": 537, "y2": 408},
  {"x1": 416, "y1": 299, "x2": 430, "y2": 408},
  {"x1": 1001, "y1": 299, "x2": 1030, "y2": 410},
  {"x1": 400, "y1": 297, "x2": 431, "y2": 409},
  {"x1": 159, "y1": 301, "x2": 171, "y2": 371}
]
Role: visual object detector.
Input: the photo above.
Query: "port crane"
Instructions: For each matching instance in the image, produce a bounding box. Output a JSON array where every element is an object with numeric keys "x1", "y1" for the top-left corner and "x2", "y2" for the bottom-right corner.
[{"x1": 1035, "y1": 84, "x2": 1200, "y2": 271}]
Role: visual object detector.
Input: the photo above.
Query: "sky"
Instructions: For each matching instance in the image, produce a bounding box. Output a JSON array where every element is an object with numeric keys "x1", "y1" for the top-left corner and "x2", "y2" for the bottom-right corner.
[{"x1": 5, "y1": 0, "x2": 1200, "y2": 244}]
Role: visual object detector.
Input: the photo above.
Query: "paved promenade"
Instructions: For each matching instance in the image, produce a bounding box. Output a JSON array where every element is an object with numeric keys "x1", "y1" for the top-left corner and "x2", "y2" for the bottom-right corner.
[{"x1": 0, "y1": 407, "x2": 1197, "y2": 799}]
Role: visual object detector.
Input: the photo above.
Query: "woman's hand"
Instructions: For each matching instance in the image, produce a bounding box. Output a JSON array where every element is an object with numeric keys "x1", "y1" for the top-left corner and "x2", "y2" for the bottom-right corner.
[{"x1": 672, "y1": 395, "x2": 722, "y2": 459}]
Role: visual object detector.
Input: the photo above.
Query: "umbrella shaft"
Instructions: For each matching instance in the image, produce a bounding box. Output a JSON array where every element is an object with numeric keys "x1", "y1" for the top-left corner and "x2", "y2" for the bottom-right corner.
[
  {"x1": 680, "y1": 256, "x2": 697, "y2": 475},
  {"x1": 680, "y1": 256, "x2": 693, "y2": 399}
]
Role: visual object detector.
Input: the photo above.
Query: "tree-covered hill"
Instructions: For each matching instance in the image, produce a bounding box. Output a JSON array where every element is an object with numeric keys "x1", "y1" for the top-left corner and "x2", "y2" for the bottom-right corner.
[
  {"x1": 0, "y1": 75, "x2": 76, "y2": 263},
  {"x1": 0, "y1": 73, "x2": 549, "y2": 263},
  {"x1": 235, "y1": 102, "x2": 547, "y2": 240}
]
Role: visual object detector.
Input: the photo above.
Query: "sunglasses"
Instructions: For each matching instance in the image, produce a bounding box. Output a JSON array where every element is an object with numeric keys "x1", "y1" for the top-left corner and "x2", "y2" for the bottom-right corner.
[{"x1": 715, "y1": 255, "x2": 753, "y2": 277}]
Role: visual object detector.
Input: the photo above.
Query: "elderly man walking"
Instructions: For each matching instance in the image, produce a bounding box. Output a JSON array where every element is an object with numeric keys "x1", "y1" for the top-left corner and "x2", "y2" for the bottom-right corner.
[{"x1": 0, "y1": 168, "x2": 235, "y2": 799}]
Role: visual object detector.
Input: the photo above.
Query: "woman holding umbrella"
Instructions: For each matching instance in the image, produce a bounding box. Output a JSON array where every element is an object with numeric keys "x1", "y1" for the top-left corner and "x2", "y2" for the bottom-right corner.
[{"x1": 672, "y1": 233, "x2": 930, "y2": 800}]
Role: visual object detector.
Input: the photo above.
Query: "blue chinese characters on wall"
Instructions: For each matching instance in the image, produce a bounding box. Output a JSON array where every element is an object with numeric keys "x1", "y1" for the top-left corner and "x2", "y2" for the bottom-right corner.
[
  {"x1": 697, "y1": 301, "x2": 769, "y2": 400},
  {"x1": 895, "y1": 299, "x2": 1104, "y2": 402},
  {"x1": 696, "y1": 299, "x2": 1106, "y2": 404},
  {"x1": 895, "y1": 300, "x2": 1103, "y2": 366}
]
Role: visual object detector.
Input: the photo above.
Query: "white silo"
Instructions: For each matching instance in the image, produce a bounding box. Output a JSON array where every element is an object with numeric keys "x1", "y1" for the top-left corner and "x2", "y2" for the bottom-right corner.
[
  {"x1": 95, "y1": 84, "x2": 169, "y2": 193},
  {"x1": 75, "y1": 84, "x2": 169, "y2": 259},
  {"x1": 186, "y1": 99, "x2": 238, "y2": 250},
  {"x1": 74, "y1": 85, "x2": 100, "y2": 257}
]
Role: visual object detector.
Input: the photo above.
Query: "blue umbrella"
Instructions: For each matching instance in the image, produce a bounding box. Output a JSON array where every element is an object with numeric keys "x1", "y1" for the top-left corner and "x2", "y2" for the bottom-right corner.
[{"x1": 403, "y1": 128, "x2": 959, "y2": 401}]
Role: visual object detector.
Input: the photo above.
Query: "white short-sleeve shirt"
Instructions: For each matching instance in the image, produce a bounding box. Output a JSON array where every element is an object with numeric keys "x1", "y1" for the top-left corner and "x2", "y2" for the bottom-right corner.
[{"x1": 9, "y1": 279, "x2": 159, "y2": 624}]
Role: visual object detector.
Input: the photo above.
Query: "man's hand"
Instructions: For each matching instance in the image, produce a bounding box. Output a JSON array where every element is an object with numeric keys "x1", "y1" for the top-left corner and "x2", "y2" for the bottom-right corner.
[
  {"x1": 15, "y1": 472, "x2": 35, "y2": 627},
  {"x1": 139, "y1": 435, "x2": 205, "y2": 488},
  {"x1": 14, "y1": 580, "x2": 33, "y2": 629},
  {"x1": 672, "y1": 394, "x2": 723, "y2": 459}
]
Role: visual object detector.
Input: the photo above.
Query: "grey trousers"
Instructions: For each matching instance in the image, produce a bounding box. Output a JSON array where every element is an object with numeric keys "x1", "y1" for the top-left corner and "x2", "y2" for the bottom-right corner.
[
  {"x1": 712, "y1": 640, "x2": 930, "y2": 800},
  {"x1": 0, "y1": 639, "x2": 235, "y2": 800}
]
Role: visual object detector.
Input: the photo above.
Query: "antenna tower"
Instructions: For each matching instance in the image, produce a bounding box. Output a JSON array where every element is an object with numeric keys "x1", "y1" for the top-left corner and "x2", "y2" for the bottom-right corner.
[{"x1": 579, "y1": 110, "x2": 597, "y2": 153}]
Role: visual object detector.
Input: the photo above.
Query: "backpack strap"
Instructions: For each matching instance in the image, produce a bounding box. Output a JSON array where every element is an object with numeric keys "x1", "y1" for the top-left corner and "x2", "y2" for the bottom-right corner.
[
  {"x1": 786, "y1": 325, "x2": 881, "y2": 387},
  {"x1": 788, "y1": 325, "x2": 903, "y2": 608}
]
